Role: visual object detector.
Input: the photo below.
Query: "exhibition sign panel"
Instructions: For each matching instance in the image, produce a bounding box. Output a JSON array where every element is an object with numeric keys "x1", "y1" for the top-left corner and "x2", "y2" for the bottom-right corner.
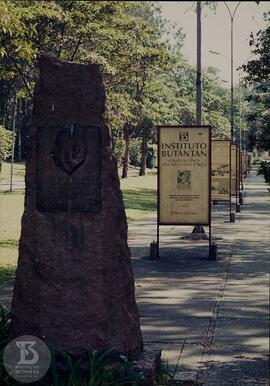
[
  {"x1": 211, "y1": 140, "x2": 231, "y2": 201},
  {"x1": 231, "y1": 144, "x2": 237, "y2": 195},
  {"x1": 244, "y1": 152, "x2": 249, "y2": 174},
  {"x1": 158, "y1": 126, "x2": 211, "y2": 225},
  {"x1": 237, "y1": 145, "x2": 241, "y2": 191},
  {"x1": 240, "y1": 151, "x2": 243, "y2": 184},
  {"x1": 242, "y1": 151, "x2": 246, "y2": 175}
]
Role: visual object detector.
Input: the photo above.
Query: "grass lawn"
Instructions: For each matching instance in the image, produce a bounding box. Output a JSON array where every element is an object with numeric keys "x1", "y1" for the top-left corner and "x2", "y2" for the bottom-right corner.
[
  {"x1": 0, "y1": 161, "x2": 25, "y2": 181},
  {"x1": 123, "y1": 188, "x2": 156, "y2": 221},
  {"x1": 0, "y1": 186, "x2": 24, "y2": 283},
  {"x1": 0, "y1": 162, "x2": 157, "y2": 282},
  {"x1": 121, "y1": 168, "x2": 157, "y2": 221}
]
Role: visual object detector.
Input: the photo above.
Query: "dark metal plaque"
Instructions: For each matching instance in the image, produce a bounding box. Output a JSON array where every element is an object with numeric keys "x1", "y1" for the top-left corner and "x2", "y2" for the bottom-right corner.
[{"x1": 37, "y1": 125, "x2": 101, "y2": 212}]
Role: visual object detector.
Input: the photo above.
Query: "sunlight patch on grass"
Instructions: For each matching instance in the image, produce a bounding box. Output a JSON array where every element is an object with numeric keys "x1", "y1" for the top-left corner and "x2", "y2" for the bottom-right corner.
[{"x1": 123, "y1": 188, "x2": 156, "y2": 212}]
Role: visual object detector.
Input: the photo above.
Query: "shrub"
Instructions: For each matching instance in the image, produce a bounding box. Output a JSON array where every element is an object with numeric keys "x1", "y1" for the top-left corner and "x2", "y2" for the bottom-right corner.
[
  {"x1": 129, "y1": 139, "x2": 141, "y2": 167},
  {"x1": 0, "y1": 307, "x2": 145, "y2": 386},
  {"x1": 0, "y1": 126, "x2": 14, "y2": 172},
  {"x1": 257, "y1": 161, "x2": 270, "y2": 183},
  {"x1": 112, "y1": 138, "x2": 125, "y2": 165},
  {"x1": 146, "y1": 145, "x2": 157, "y2": 169}
]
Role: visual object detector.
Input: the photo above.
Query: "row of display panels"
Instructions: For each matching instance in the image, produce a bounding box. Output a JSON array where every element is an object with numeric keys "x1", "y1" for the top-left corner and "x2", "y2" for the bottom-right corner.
[{"x1": 158, "y1": 126, "x2": 250, "y2": 226}]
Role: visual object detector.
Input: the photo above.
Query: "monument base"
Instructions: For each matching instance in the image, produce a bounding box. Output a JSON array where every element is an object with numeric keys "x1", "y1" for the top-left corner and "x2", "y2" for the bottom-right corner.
[
  {"x1": 39, "y1": 347, "x2": 161, "y2": 385},
  {"x1": 136, "y1": 348, "x2": 162, "y2": 385},
  {"x1": 181, "y1": 232, "x2": 209, "y2": 240}
]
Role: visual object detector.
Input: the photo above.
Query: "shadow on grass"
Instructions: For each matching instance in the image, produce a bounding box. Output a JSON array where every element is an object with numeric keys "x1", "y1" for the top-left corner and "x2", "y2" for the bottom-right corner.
[
  {"x1": 0, "y1": 265, "x2": 16, "y2": 284},
  {"x1": 0, "y1": 190, "x2": 24, "y2": 195},
  {"x1": 0, "y1": 240, "x2": 18, "y2": 249},
  {"x1": 123, "y1": 189, "x2": 157, "y2": 211}
]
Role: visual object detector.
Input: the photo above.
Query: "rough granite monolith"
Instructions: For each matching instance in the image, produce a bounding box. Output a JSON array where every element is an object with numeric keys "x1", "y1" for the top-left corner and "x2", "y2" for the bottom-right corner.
[{"x1": 11, "y1": 55, "x2": 143, "y2": 359}]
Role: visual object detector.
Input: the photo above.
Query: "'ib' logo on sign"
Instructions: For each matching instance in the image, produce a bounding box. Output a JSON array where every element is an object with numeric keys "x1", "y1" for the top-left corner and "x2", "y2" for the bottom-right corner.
[
  {"x1": 179, "y1": 132, "x2": 189, "y2": 142},
  {"x1": 16, "y1": 341, "x2": 39, "y2": 365}
]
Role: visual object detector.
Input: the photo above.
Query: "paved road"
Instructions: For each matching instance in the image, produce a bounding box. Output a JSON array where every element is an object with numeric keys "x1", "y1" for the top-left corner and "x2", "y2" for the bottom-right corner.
[
  {"x1": 130, "y1": 168, "x2": 269, "y2": 384},
  {"x1": 0, "y1": 168, "x2": 269, "y2": 385}
]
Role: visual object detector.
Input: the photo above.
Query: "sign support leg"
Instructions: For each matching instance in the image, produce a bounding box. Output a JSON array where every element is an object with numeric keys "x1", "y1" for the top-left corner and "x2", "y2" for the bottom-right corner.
[
  {"x1": 230, "y1": 194, "x2": 235, "y2": 222},
  {"x1": 236, "y1": 147, "x2": 241, "y2": 213},
  {"x1": 230, "y1": 143, "x2": 235, "y2": 222},
  {"x1": 209, "y1": 216, "x2": 217, "y2": 260},
  {"x1": 157, "y1": 223, "x2": 160, "y2": 259}
]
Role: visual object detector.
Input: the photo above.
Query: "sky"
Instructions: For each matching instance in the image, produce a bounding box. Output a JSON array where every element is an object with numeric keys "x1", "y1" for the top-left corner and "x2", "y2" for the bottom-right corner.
[{"x1": 159, "y1": 1, "x2": 270, "y2": 86}]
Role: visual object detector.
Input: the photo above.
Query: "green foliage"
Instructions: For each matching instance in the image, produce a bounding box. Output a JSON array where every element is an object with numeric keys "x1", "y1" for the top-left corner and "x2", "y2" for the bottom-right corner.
[
  {"x1": 45, "y1": 348, "x2": 144, "y2": 386},
  {"x1": 0, "y1": 312, "x2": 144, "y2": 386},
  {"x1": 129, "y1": 139, "x2": 141, "y2": 167},
  {"x1": 242, "y1": 13, "x2": 270, "y2": 85},
  {"x1": 0, "y1": 126, "x2": 13, "y2": 165},
  {"x1": 146, "y1": 145, "x2": 157, "y2": 169},
  {"x1": 242, "y1": 12, "x2": 270, "y2": 151},
  {"x1": 257, "y1": 160, "x2": 270, "y2": 183},
  {"x1": 112, "y1": 138, "x2": 125, "y2": 165},
  {"x1": 0, "y1": 305, "x2": 10, "y2": 348},
  {"x1": 0, "y1": 0, "x2": 235, "y2": 174},
  {"x1": 253, "y1": 158, "x2": 261, "y2": 165},
  {"x1": 0, "y1": 266, "x2": 16, "y2": 284},
  {"x1": 0, "y1": 305, "x2": 12, "y2": 384}
]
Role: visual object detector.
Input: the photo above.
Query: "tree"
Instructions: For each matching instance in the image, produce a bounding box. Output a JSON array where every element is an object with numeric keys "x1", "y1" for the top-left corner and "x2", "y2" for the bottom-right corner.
[
  {"x1": 0, "y1": 0, "x2": 236, "y2": 172},
  {"x1": 0, "y1": 125, "x2": 13, "y2": 171},
  {"x1": 242, "y1": 12, "x2": 270, "y2": 150}
]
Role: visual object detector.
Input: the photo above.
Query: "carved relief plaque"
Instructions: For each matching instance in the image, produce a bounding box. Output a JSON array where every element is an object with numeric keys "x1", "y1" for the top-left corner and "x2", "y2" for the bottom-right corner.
[{"x1": 37, "y1": 125, "x2": 101, "y2": 212}]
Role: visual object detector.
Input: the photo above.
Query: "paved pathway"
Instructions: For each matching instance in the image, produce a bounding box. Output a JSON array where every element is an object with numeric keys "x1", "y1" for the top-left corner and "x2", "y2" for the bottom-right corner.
[
  {"x1": 0, "y1": 168, "x2": 269, "y2": 385},
  {"x1": 130, "y1": 167, "x2": 269, "y2": 385}
]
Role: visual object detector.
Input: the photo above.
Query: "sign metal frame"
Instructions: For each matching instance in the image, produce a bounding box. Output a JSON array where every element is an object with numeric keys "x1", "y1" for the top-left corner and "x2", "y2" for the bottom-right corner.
[
  {"x1": 157, "y1": 125, "x2": 212, "y2": 258},
  {"x1": 211, "y1": 139, "x2": 232, "y2": 220},
  {"x1": 231, "y1": 143, "x2": 240, "y2": 212},
  {"x1": 236, "y1": 144, "x2": 241, "y2": 211}
]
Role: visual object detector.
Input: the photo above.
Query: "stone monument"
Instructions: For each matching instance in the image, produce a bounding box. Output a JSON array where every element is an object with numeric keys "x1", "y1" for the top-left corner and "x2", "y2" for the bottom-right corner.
[{"x1": 11, "y1": 55, "x2": 143, "y2": 359}]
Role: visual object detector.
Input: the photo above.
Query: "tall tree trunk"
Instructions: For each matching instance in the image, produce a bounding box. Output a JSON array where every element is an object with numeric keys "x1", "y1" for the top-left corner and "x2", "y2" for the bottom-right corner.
[
  {"x1": 122, "y1": 125, "x2": 130, "y2": 179},
  {"x1": 139, "y1": 135, "x2": 147, "y2": 176}
]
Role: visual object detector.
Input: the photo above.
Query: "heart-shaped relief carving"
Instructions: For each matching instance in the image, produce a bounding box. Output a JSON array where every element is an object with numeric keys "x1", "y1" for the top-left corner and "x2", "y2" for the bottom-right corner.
[{"x1": 51, "y1": 127, "x2": 87, "y2": 175}]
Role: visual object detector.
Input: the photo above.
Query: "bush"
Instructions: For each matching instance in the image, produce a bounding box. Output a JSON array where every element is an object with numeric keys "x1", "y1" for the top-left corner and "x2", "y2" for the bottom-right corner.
[
  {"x1": 129, "y1": 139, "x2": 141, "y2": 167},
  {"x1": 0, "y1": 126, "x2": 13, "y2": 172},
  {"x1": 146, "y1": 145, "x2": 157, "y2": 169},
  {"x1": 0, "y1": 306, "x2": 145, "y2": 386},
  {"x1": 112, "y1": 138, "x2": 125, "y2": 165},
  {"x1": 257, "y1": 161, "x2": 270, "y2": 183}
]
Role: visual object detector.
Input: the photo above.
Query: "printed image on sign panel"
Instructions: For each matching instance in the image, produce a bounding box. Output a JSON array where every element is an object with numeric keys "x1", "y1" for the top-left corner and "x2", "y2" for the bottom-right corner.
[
  {"x1": 177, "y1": 170, "x2": 192, "y2": 190},
  {"x1": 231, "y1": 144, "x2": 237, "y2": 195},
  {"x1": 211, "y1": 141, "x2": 230, "y2": 201}
]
